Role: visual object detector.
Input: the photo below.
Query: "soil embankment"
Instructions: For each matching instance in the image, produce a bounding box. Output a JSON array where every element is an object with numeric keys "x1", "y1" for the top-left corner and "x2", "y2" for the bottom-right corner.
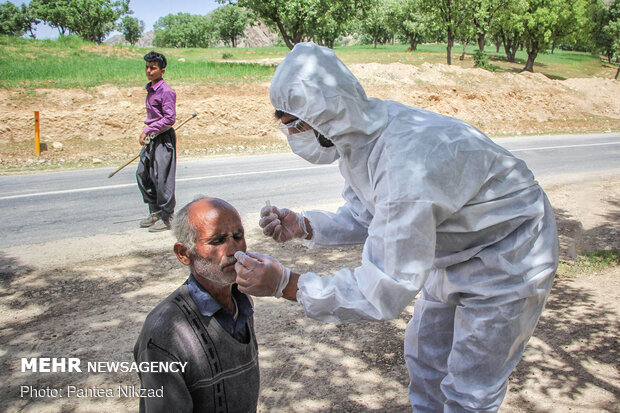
[{"x1": 1, "y1": 63, "x2": 619, "y2": 170}]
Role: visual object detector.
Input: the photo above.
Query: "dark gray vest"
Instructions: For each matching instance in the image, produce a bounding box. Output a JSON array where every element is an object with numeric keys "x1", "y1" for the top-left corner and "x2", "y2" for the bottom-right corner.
[{"x1": 134, "y1": 284, "x2": 260, "y2": 413}]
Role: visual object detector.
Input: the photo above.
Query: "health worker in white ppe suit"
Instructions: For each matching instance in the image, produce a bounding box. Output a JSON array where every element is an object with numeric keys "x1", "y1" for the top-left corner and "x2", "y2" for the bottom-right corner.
[{"x1": 234, "y1": 42, "x2": 559, "y2": 412}]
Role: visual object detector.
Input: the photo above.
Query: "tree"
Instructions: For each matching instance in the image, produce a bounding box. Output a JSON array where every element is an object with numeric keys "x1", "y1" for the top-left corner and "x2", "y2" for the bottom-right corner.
[
  {"x1": 549, "y1": 0, "x2": 588, "y2": 53},
  {"x1": 154, "y1": 13, "x2": 216, "y2": 48},
  {"x1": 398, "y1": 0, "x2": 437, "y2": 51},
  {"x1": 31, "y1": 0, "x2": 129, "y2": 42},
  {"x1": 491, "y1": 33, "x2": 502, "y2": 53},
  {"x1": 118, "y1": 15, "x2": 144, "y2": 45},
  {"x1": 358, "y1": 0, "x2": 391, "y2": 47},
  {"x1": 606, "y1": 1, "x2": 620, "y2": 59},
  {"x1": 307, "y1": 1, "x2": 364, "y2": 48},
  {"x1": 458, "y1": 23, "x2": 475, "y2": 60},
  {"x1": 69, "y1": 0, "x2": 129, "y2": 43},
  {"x1": 30, "y1": 0, "x2": 74, "y2": 35},
  {"x1": 607, "y1": 18, "x2": 620, "y2": 58},
  {"x1": 587, "y1": 0, "x2": 612, "y2": 57},
  {"x1": 602, "y1": 7, "x2": 620, "y2": 78},
  {"x1": 221, "y1": 0, "x2": 369, "y2": 49},
  {"x1": 0, "y1": 1, "x2": 27, "y2": 36},
  {"x1": 521, "y1": 0, "x2": 588, "y2": 72},
  {"x1": 383, "y1": 0, "x2": 405, "y2": 44},
  {"x1": 308, "y1": 9, "x2": 350, "y2": 48},
  {"x1": 591, "y1": 0, "x2": 620, "y2": 64},
  {"x1": 471, "y1": 0, "x2": 509, "y2": 52},
  {"x1": 456, "y1": 4, "x2": 476, "y2": 60},
  {"x1": 490, "y1": 0, "x2": 526, "y2": 62},
  {"x1": 419, "y1": 0, "x2": 472, "y2": 64},
  {"x1": 21, "y1": 3, "x2": 40, "y2": 38},
  {"x1": 210, "y1": 4, "x2": 252, "y2": 47}
]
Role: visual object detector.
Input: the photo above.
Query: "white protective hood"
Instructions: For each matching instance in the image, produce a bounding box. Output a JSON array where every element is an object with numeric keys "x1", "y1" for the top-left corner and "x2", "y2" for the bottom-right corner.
[
  {"x1": 269, "y1": 43, "x2": 557, "y2": 324},
  {"x1": 270, "y1": 42, "x2": 388, "y2": 151}
]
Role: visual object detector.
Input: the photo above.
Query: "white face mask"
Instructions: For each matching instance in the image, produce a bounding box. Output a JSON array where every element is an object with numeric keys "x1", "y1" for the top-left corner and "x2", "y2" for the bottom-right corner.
[{"x1": 287, "y1": 130, "x2": 340, "y2": 164}]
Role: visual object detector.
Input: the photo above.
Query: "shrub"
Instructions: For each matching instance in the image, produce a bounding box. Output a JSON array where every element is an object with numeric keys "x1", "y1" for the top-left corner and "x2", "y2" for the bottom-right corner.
[{"x1": 473, "y1": 50, "x2": 495, "y2": 71}]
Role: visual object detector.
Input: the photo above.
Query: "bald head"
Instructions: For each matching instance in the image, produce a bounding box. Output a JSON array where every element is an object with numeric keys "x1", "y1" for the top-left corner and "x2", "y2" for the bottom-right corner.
[
  {"x1": 173, "y1": 196, "x2": 243, "y2": 255},
  {"x1": 188, "y1": 198, "x2": 239, "y2": 224}
]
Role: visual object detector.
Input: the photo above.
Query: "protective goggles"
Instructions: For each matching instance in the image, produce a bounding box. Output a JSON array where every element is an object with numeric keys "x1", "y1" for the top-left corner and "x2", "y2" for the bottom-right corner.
[
  {"x1": 277, "y1": 118, "x2": 335, "y2": 147},
  {"x1": 277, "y1": 118, "x2": 311, "y2": 136}
]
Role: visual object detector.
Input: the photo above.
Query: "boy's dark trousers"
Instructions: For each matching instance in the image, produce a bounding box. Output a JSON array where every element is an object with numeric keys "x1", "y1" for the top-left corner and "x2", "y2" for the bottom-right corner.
[{"x1": 136, "y1": 128, "x2": 176, "y2": 222}]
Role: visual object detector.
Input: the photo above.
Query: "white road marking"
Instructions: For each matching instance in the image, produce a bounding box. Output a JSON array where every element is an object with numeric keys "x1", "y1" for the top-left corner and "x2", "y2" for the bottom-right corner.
[
  {"x1": 510, "y1": 141, "x2": 620, "y2": 152},
  {"x1": 2, "y1": 141, "x2": 618, "y2": 201},
  {"x1": 0, "y1": 164, "x2": 336, "y2": 201}
]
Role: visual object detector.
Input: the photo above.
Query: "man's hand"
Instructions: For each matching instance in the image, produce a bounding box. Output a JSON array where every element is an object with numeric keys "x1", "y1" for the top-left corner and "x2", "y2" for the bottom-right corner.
[
  {"x1": 139, "y1": 131, "x2": 147, "y2": 146},
  {"x1": 234, "y1": 251, "x2": 291, "y2": 297},
  {"x1": 259, "y1": 205, "x2": 309, "y2": 243}
]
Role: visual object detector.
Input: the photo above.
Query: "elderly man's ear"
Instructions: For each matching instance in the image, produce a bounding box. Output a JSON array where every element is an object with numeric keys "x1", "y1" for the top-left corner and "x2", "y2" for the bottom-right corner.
[{"x1": 174, "y1": 242, "x2": 191, "y2": 266}]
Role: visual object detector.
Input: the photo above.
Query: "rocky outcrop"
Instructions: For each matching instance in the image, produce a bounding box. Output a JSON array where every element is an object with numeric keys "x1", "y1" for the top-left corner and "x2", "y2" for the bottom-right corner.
[
  {"x1": 104, "y1": 23, "x2": 280, "y2": 48},
  {"x1": 105, "y1": 30, "x2": 155, "y2": 48}
]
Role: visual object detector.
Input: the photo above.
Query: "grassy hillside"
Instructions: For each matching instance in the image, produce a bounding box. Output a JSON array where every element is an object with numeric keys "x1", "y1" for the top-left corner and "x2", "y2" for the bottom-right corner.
[
  {"x1": 0, "y1": 36, "x2": 276, "y2": 89},
  {"x1": 0, "y1": 35, "x2": 616, "y2": 89}
]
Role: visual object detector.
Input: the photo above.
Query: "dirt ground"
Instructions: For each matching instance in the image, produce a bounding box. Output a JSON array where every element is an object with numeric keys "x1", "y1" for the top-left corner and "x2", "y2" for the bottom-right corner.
[
  {"x1": 1, "y1": 62, "x2": 619, "y2": 172},
  {"x1": 0, "y1": 174, "x2": 618, "y2": 412}
]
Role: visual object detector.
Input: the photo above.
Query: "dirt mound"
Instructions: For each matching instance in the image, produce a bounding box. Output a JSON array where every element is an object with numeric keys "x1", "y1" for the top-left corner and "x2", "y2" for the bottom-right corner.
[
  {"x1": 0, "y1": 63, "x2": 619, "y2": 170},
  {"x1": 351, "y1": 62, "x2": 620, "y2": 134}
]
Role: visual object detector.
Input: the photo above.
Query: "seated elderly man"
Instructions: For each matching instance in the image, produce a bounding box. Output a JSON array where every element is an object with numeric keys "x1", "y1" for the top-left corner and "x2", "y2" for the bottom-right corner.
[{"x1": 133, "y1": 196, "x2": 259, "y2": 413}]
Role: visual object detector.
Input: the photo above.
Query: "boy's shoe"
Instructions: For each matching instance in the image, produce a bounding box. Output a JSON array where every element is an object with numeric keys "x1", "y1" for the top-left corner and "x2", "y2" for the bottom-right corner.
[
  {"x1": 148, "y1": 218, "x2": 171, "y2": 232},
  {"x1": 140, "y1": 211, "x2": 161, "y2": 228}
]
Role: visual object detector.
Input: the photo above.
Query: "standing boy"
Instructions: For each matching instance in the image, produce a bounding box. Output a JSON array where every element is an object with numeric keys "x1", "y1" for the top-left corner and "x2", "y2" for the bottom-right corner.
[{"x1": 137, "y1": 51, "x2": 177, "y2": 232}]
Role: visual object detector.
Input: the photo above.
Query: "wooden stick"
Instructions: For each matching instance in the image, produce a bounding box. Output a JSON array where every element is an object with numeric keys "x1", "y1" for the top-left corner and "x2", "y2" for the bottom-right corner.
[{"x1": 108, "y1": 113, "x2": 197, "y2": 178}]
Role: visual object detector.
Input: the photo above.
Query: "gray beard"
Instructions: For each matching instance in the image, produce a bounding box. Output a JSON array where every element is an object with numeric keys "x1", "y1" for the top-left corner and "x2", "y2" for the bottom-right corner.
[{"x1": 190, "y1": 255, "x2": 236, "y2": 287}]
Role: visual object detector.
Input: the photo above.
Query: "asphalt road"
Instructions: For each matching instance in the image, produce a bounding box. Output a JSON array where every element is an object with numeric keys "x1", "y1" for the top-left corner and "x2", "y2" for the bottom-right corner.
[{"x1": 1, "y1": 133, "x2": 618, "y2": 248}]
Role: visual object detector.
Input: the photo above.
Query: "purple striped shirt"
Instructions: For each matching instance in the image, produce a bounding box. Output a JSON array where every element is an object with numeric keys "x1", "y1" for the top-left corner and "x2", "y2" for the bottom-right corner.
[{"x1": 144, "y1": 79, "x2": 176, "y2": 135}]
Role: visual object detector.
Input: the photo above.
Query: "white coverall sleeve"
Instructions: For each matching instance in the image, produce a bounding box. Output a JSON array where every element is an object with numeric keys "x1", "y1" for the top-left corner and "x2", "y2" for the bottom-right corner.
[
  {"x1": 297, "y1": 197, "x2": 440, "y2": 322},
  {"x1": 302, "y1": 183, "x2": 373, "y2": 247}
]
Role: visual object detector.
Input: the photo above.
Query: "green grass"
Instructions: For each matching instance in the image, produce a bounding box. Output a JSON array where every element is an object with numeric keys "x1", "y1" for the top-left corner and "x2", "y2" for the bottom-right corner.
[
  {"x1": 558, "y1": 250, "x2": 620, "y2": 277},
  {"x1": 0, "y1": 35, "x2": 276, "y2": 88},
  {"x1": 333, "y1": 43, "x2": 612, "y2": 78},
  {"x1": 0, "y1": 35, "x2": 614, "y2": 89},
  {"x1": 480, "y1": 45, "x2": 611, "y2": 79}
]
